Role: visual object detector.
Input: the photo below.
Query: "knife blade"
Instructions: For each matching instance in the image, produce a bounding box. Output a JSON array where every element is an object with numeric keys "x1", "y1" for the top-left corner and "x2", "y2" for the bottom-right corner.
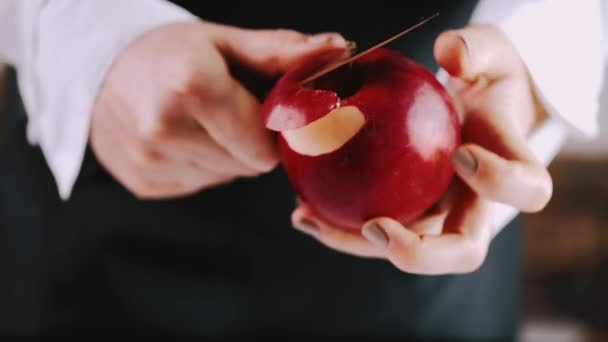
[{"x1": 300, "y1": 12, "x2": 440, "y2": 85}]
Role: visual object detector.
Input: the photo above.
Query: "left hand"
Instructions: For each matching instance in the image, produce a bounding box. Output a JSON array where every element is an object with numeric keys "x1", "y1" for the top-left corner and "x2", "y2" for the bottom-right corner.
[{"x1": 290, "y1": 24, "x2": 553, "y2": 275}]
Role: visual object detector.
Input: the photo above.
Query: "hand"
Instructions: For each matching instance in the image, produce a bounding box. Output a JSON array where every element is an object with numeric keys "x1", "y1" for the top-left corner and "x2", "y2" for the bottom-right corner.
[
  {"x1": 90, "y1": 20, "x2": 350, "y2": 199},
  {"x1": 291, "y1": 24, "x2": 553, "y2": 275}
]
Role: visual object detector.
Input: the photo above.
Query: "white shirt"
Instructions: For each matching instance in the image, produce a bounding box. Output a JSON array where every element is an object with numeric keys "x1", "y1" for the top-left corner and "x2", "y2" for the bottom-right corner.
[{"x1": 0, "y1": 0, "x2": 605, "y2": 233}]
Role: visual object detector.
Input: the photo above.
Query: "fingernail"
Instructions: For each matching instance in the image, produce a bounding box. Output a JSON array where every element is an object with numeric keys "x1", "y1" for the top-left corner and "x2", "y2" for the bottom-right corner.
[
  {"x1": 309, "y1": 33, "x2": 347, "y2": 47},
  {"x1": 362, "y1": 222, "x2": 389, "y2": 249},
  {"x1": 294, "y1": 218, "x2": 320, "y2": 238},
  {"x1": 452, "y1": 148, "x2": 477, "y2": 177}
]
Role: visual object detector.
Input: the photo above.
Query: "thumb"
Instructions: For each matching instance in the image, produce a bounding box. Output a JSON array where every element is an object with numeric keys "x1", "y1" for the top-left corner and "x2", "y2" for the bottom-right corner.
[
  {"x1": 203, "y1": 22, "x2": 353, "y2": 76},
  {"x1": 433, "y1": 24, "x2": 523, "y2": 83}
]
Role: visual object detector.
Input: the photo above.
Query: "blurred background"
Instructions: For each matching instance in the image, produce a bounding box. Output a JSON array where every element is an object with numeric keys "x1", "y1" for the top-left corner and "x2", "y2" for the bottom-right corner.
[{"x1": 519, "y1": 69, "x2": 608, "y2": 341}]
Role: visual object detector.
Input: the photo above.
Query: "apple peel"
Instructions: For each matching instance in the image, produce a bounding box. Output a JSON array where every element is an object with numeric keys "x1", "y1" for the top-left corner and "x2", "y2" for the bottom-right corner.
[
  {"x1": 263, "y1": 87, "x2": 340, "y2": 131},
  {"x1": 261, "y1": 48, "x2": 350, "y2": 131},
  {"x1": 282, "y1": 105, "x2": 365, "y2": 156}
]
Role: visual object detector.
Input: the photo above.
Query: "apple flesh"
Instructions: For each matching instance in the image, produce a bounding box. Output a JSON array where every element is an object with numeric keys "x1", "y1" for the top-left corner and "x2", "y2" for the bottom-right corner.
[{"x1": 261, "y1": 48, "x2": 461, "y2": 231}]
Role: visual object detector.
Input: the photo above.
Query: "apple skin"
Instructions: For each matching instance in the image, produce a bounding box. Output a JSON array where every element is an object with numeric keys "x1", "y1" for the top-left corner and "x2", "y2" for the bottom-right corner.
[
  {"x1": 262, "y1": 48, "x2": 461, "y2": 231},
  {"x1": 262, "y1": 49, "x2": 347, "y2": 131}
]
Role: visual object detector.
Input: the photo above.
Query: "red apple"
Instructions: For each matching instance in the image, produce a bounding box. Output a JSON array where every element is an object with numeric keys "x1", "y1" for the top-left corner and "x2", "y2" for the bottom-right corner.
[{"x1": 261, "y1": 48, "x2": 461, "y2": 231}]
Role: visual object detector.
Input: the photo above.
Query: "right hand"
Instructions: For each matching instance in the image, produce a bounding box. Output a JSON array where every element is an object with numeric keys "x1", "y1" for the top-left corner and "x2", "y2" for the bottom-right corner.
[
  {"x1": 90, "y1": 20, "x2": 349, "y2": 199},
  {"x1": 291, "y1": 25, "x2": 554, "y2": 275}
]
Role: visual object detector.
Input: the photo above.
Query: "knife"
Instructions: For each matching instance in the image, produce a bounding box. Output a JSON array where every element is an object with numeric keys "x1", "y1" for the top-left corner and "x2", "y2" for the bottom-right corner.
[{"x1": 300, "y1": 12, "x2": 440, "y2": 86}]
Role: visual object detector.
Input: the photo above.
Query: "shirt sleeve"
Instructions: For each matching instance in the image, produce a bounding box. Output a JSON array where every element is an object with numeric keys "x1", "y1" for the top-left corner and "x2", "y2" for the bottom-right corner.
[
  {"x1": 468, "y1": 0, "x2": 606, "y2": 235},
  {"x1": 0, "y1": 0, "x2": 197, "y2": 200},
  {"x1": 470, "y1": 0, "x2": 605, "y2": 139}
]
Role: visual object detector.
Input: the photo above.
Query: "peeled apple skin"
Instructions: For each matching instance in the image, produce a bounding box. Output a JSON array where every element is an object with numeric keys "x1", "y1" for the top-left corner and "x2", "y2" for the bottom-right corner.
[{"x1": 261, "y1": 48, "x2": 461, "y2": 231}]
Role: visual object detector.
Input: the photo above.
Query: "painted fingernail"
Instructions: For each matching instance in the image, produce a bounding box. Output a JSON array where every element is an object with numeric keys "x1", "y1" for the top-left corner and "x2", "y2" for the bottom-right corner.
[
  {"x1": 362, "y1": 222, "x2": 389, "y2": 249},
  {"x1": 294, "y1": 218, "x2": 320, "y2": 238},
  {"x1": 452, "y1": 148, "x2": 478, "y2": 177}
]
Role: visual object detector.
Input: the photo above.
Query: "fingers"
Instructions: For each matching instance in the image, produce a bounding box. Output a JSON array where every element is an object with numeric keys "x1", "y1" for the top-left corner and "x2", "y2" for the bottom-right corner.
[
  {"x1": 434, "y1": 24, "x2": 523, "y2": 82},
  {"x1": 190, "y1": 22, "x2": 352, "y2": 172},
  {"x1": 187, "y1": 77, "x2": 280, "y2": 173},
  {"x1": 291, "y1": 190, "x2": 495, "y2": 275},
  {"x1": 163, "y1": 127, "x2": 261, "y2": 177},
  {"x1": 452, "y1": 143, "x2": 553, "y2": 213},
  {"x1": 144, "y1": 84, "x2": 273, "y2": 175},
  {"x1": 110, "y1": 128, "x2": 237, "y2": 200},
  {"x1": 291, "y1": 204, "x2": 385, "y2": 258},
  {"x1": 362, "y1": 186, "x2": 493, "y2": 275},
  {"x1": 204, "y1": 22, "x2": 352, "y2": 76},
  {"x1": 434, "y1": 24, "x2": 553, "y2": 213},
  {"x1": 128, "y1": 166, "x2": 234, "y2": 200}
]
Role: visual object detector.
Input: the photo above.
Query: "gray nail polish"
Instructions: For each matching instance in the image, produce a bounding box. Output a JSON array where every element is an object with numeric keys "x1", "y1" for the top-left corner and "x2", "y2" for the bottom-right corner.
[
  {"x1": 294, "y1": 218, "x2": 320, "y2": 238},
  {"x1": 362, "y1": 222, "x2": 389, "y2": 249},
  {"x1": 452, "y1": 148, "x2": 478, "y2": 177}
]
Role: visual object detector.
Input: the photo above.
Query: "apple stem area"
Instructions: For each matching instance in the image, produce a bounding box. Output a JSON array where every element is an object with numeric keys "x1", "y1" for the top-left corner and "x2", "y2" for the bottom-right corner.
[
  {"x1": 283, "y1": 64, "x2": 370, "y2": 156},
  {"x1": 307, "y1": 64, "x2": 365, "y2": 100}
]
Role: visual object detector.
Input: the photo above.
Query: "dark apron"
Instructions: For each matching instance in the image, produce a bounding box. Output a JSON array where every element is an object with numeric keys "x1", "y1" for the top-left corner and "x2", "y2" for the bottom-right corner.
[{"x1": 0, "y1": 1, "x2": 522, "y2": 339}]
